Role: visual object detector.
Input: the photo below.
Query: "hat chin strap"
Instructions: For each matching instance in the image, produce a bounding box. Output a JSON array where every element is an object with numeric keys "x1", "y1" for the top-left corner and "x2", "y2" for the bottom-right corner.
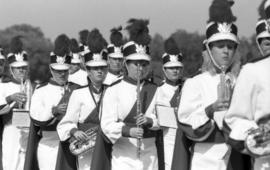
[
  {"x1": 206, "y1": 43, "x2": 232, "y2": 73},
  {"x1": 256, "y1": 38, "x2": 267, "y2": 57}
]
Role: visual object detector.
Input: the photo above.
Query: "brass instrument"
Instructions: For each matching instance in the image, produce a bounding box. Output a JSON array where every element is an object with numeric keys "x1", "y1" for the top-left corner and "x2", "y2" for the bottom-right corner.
[
  {"x1": 245, "y1": 121, "x2": 270, "y2": 157},
  {"x1": 217, "y1": 66, "x2": 231, "y2": 110},
  {"x1": 69, "y1": 126, "x2": 99, "y2": 156},
  {"x1": 136, "y1": 63, "x2": 142, "y2": 159}
]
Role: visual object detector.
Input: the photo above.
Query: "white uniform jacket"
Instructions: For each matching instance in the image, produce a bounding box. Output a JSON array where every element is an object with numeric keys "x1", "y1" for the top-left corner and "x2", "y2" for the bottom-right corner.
[
  {"x1": 225, "y1": 57, "x2": 270, "y2": 170},
  {"x1": 155, "y1": 80, "x2": 181, "y2": 170},
  {"x1": 0, "y1": 80, "x2": 28, "y2": 170},
  {"x1": 101, "y1": 77, "x2": 159, "y2": 170},
  {"x1": 178, "y1": 72, "x2": 234, "y2": 170},
  {"x1": 68, "y1": 69, "x2": 88, "y2": 86}
]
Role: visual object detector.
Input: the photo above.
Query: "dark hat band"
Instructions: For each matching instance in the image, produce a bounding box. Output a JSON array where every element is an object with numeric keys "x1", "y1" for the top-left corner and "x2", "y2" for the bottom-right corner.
[
  {"x1": 123, "y1": 42, "x2": 150, "y2": 57},
  {"x1": 50, "y1": 54, "x2": 71, "y2": 65},
  {"x1": 7, "y1": 52, "x2": 28, "y2": 64},
  {"x1": 206, "y1": 22, "x2": 238, "y2": 39},
  {"x1": 162, "y1": 53, "x2": 183, "y2": 64}
]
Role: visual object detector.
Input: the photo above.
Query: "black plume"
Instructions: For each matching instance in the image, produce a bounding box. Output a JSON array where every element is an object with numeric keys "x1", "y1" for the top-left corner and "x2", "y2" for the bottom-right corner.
[
  {"x1": 126, "y1": 18, "x2": 151, "y2": 46},
  {"x1": 79, "y1": 29, "x2": 89, "y2": 45},
  {"x1": 208, "y1": 0, "x2": 237, "y2": 23},
  {"x1": 164, "y1": 37, "x2": 180, "y2": 55},
  {"x1": 54, "y1": 34, "x2": 70, "y2": 56},
  {"x1": 110, "y1": 26, "x2": 123, "y2": 47},
  {"x1": 10, "y1": 36, "x2": 24, "y2": 54},
  {"x1": 87, "y1": 28, "x2": 107, "y2": 53},
  {"x1": 70, "y1": 38, "x2": 80, "y2": 53}
]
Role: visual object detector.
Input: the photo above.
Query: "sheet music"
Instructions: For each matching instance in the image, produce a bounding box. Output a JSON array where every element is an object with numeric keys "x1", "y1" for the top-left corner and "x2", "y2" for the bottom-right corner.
[
  {"x1": 12, "y1": 109, "x2": 31, "y2": 128},
  {"x1": 156, "y1": 105, "x2": 177, "y2": 129}
]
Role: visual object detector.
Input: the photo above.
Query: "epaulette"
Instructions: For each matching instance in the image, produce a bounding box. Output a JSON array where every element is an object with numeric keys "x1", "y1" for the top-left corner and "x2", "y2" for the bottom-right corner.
[
  {"x1": 36, "y1": 82, "x2": 49, "y2": 89},
  {"x1": 248, "y1": 55, "x2": 269, "y2": 63}
]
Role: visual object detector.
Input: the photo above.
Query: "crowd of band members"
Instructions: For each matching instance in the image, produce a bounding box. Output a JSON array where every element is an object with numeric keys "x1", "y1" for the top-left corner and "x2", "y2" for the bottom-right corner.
[{"x1": 1, "y1": 4, "x2": 270, "y2": 170}]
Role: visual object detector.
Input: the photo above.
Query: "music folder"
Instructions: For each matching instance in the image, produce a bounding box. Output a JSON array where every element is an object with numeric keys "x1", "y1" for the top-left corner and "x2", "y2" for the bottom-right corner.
[
  {"x1": 156, "y1": 104, "x2": 178, "y2": 129},
  {"x1": 12, "y1": 109, "x2": 31, "y2": 128}
]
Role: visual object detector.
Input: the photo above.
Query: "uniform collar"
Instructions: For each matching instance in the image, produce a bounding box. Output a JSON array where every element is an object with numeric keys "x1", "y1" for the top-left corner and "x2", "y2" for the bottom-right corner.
[
  {"x1": 249, "y1": 54, "x2": 270, "y2": 63},
  {"x1": 165, "y1": 78, "x2": 182, "y2": 86},
  {"x1": 87, "y1": 77, "x2": 103, "y2": 94}
]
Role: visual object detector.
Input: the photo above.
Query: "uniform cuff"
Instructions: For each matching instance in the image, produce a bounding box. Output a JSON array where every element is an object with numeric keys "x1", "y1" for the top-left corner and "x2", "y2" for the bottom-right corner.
[
  {"x1": 145, "y1": 117, "x2": 153, "y2": 128},
  {"x1": 122, "y1": 125, "x2": 131, "y2": 137},
  {"x1": 205, "y1": 104, "x2": 214, "y2": 119}
]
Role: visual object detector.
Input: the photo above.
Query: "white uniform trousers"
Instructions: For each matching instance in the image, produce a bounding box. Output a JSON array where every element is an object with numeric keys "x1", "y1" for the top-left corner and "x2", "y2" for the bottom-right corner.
[
  {"x1": 111, "y1": 137, "x2": 158, "y2": 170},
  {"x1": 2, "y1": 125, "x2": 28, "y2": 170},
  {"x1": 254, "y1": 156, "x2": 270, "y2": 170},
  {"x1": 163, "y1": 127, "x2": 176, "y2": 170},
  {"x1": 77, "y1": 150, "x2": 93, "y2": 170},
  {"x1": 191, "y1": 143, "x2": 231, "y2": 170},
  {"x1": 37, "y1": 131, "x2": 59, "y2": 170}
]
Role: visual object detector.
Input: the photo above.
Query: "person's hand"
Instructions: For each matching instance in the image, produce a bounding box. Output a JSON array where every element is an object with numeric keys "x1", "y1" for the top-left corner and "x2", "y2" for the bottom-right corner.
[
  {"x1": 6, "y1": 92, "x2": 27, "y2": 105},
  {"x1": 72, "y1": 130, "x2": 88, "y2": 142},
  {"x1": 52, "y1": 103, "x2": 67, "y2": 116},
  {"x1": 211, "y1": 99, "x2": 230, "y2": 112},
  {"x1": 129, "y1": 127, "x2": 144, "y2": 138},
  {"x1": 135, "y1": 113, "x2": 148, "y2": 126}
]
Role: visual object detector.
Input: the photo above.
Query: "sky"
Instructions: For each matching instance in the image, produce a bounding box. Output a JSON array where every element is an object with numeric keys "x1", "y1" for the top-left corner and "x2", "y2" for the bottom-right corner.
[{"x1": 0, "y1": 0, "x2": 262, "y2": 41}]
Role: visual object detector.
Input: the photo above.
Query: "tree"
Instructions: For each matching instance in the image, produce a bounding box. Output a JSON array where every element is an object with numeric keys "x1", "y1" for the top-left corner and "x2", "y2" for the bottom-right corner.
[
  {"x1": 149, "y1": 33, "x2": 164, "y2": 62},
  {"x1": 0, "y1": 24, "x2": 53, "y2": 57},
  {"x1": 171, "y1": 29, "x2": 205, "y2": 77}
]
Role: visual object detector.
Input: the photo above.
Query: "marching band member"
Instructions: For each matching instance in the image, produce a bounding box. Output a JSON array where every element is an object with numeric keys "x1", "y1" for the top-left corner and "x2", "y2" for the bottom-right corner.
[
  {"x1": 68, "y1": 38, "x2": 88, "y2": 86},
  {"x1": 27, "y1": 34, "x2": 79, "y2": 170},
  {"x1": 101, "y1": 19, "x2": 162, "y2": 170},
  {"x1": 224, "y1": 2, "x2": 270, "y2": 169},
  {"x1": 178, "y1": 20, "x2": 241, "y2": 170},
  {"x1": 0, "y1": 36, "x2": 29, "y2": 170},
  {"x1": 57, "y1": 28, "x2": 108, "y2": 170},
  {"x1": 155, "y1": 37, "x2": 185, "y2": 170},
  {"x1": 103, "y1": 27, "x2": 124, "y2": 85}
]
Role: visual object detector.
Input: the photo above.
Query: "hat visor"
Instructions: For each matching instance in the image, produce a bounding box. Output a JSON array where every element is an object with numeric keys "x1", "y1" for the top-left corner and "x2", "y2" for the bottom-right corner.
[
  {"x1": 163, "y1": 61, "x2": 183, "y2": 68},
  {"x1": 85, "y1": 60, "x2": 108, "y2": 67},
  {"x1": 207, "y1": 33, "x2": 239, "y2": 44},
  {"x1": 125, "y1": 53, "x2": 150, "y2": 61},
  {"x1": 50, "y1": 63, "x2": 70, "y2": 70},
  {"x1": 108, "y1": 53, "x2": 124, "y2": 59},
  {"x1": 257, "y1": 31, "x2": 270, "y2": 40},
  {"x1": 10, "y1": 61, "x2": 28, "y2": 67},
  {"x1": 71, "y1": 59, "x2": 81, "y2": 64}
]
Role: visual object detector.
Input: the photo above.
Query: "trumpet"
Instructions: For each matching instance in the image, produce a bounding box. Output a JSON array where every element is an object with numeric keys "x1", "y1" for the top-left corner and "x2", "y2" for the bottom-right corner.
[
  {"x1": 69, "y1": 126, "x2": 99, "y2": 156},
  {"x1": 136, "y1": 63, "x2": 142, "y2": 159},
  {"x1": 245, "y1": 124, "x2": 270, "y2": 157}
]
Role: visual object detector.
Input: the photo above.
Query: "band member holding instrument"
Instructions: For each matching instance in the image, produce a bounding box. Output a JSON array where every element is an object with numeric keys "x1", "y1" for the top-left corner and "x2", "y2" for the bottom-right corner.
[
  {"x1": 57, "y1": 28, "x2": 108, "y2": 170},
  {"x1": 101, "y1": 19, "x2": 162, "y2": 170},
  {"x1": 178, "y1": 19, "x2": 241, "y2": 169},
  {"x1": 0, "y1": 36, "x2": 29, "y2": 170},
  {"x1": 27, "y1": 34, "x2": 79, "y2": 170},
  {"x1": 103, "y1": 26, "x2": 124, "y2": 86},
  {"x1": 68, "y1": 38, "x2": 88, "y2": 86},
  {"x1": 155, "y1": 37, "x2": 185, "y2": 170},
  {"x1": 224, "y1": 2, "x2": 270, "y2": 169}
]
